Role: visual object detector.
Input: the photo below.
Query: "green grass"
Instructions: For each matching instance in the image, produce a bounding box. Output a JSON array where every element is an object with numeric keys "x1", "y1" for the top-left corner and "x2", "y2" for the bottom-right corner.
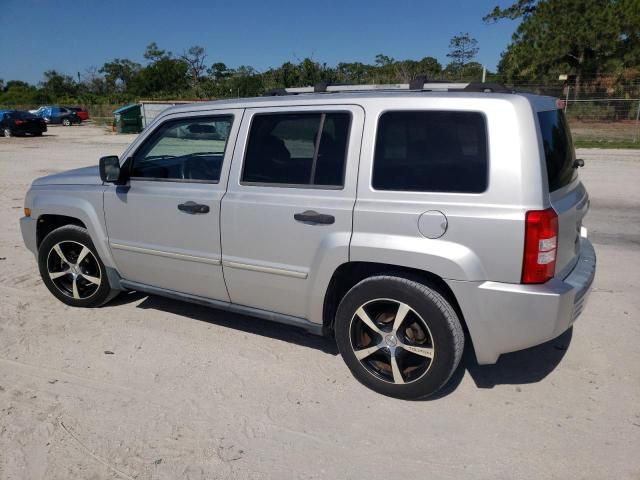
[{"x1": 573, "y1": 138, "x2": 640, "y2": 149}]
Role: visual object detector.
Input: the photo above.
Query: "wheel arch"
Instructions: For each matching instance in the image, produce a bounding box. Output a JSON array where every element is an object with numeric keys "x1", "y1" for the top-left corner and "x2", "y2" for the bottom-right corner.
[
  {"x1": 322, "y1": 261, "x2": 475, "y2": 357},
  {"x1": 36, "y1": 214, "x2": 86, "y2": 247},
  {"x1": 30, "y1": 189, "x2": 116, "y2": 270}
]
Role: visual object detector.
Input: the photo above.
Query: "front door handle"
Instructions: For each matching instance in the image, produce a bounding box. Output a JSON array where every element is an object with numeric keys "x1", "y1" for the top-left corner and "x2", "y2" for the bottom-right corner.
[
  {"x1": 294, "y1": 210, "x2": 335, "y2": 225},
  {"x1": 178, "y1": 201, "x2": 210, "y2": 214}
]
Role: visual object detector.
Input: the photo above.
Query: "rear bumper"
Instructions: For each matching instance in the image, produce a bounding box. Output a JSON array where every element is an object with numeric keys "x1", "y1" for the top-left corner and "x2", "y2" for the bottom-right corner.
[
  {"x1": 447, "y1": 237, "x2": 596, "y2": 364},
  {"x1": 12, "y1": 124, "x2": 46, "y2": 135}
]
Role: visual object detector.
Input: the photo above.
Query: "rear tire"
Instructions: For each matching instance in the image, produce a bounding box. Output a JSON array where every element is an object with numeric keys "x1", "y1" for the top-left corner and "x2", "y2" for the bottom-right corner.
[
  {"x1": 334, "y1": 275, "x2": 464, "y2": 399},
  {"x1": 38, "y1": 225, "x2": 117, "y2": 307},
  {"x1": 62, "y1": 118, "x2": 71, "y2": 126}
]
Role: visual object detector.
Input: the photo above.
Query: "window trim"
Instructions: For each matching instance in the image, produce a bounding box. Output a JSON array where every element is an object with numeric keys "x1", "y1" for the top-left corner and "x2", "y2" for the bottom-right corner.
[
  {"x1": 129, "y1": 114, "x2": 235, "y2": 184},
  {"x1": 370, "y1": 109, "x2": 490, "y2": 195},
  {"x1": 240, "y1": 110, "x2": 352, "y2": 190}
]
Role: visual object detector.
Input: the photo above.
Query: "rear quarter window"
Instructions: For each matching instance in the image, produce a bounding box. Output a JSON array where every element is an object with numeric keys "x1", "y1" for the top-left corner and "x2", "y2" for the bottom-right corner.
[
  {"x1": 372, "y1": 111, "x2": 488, "y2": 193},
  {"x1": 537, "y1": 109, "x2": 576, "y2": 191}
]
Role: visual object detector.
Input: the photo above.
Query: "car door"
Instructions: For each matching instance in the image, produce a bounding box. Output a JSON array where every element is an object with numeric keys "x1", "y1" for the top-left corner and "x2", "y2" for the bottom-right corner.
[
  {"x1": 221, "y1": 105, "x2": 364, "y2": 319},
  {"x1": 104, "y1": 109, "x2": 242, "y2": 300}
]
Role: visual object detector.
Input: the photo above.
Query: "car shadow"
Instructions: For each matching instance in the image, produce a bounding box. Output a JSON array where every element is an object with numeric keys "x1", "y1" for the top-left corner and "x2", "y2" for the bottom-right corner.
[
  {"x1": 107, "y1": 291, "x2": 339, "y2": 355},
  {"x1": 421, "y1": 328, "x2": 573, "y2": 400},
  {"x1": 464, "y1": 327, "x2": 573, "y2": 388},
  {"x1": 106, "y1": 292, "x2": 573, "y2": 395}
]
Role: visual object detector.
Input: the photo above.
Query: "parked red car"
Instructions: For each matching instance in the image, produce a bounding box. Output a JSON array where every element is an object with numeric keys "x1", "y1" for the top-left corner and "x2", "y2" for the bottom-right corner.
[{"x1": 67, "y1": 107, "x2": 89, "y2": 121}]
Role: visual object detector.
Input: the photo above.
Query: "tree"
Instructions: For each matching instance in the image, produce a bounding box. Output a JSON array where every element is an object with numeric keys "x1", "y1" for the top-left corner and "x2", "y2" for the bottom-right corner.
[
  {"x1": 209, "y1": 62, "x2": 232, "y2": 81},
  {"x1": 132, "y1": 42, "x2": 189, "y2": 98},
  {"x1": 131, "y1": 58, "x2": 189, "y2": 97},
  {"x1": 100, "y1": 58, "x2": 141, "y2": 91},
  {"x1": 483, "y1": 0, "x2": 537, "y2": 21},
  {"x1": 446, "y1": 33, "x2": 479, "y2": 78},
  {"x1": 181, "y1": 46, "x2": 207, "y2": 88},
  {"x1": 393, "y1": 57, "x2": 443, "y2": 82},
  {"x1": 416, "y1": 57, "x2": 443, "y2": 78},
  {"x1": 373, "y1": 54, "x2": 396, "y2": 82},
  {"x1": 0, "y1": 80, "x2": 40, "y2": 105},
  {"x1": 40, "y1": 70, "x2": 77, "y2": 99},
  {"x1": 485, "y1": 0, "x2": 638, "y2": 96},
  {"x1": 335, "y1": 62, "x2": 373, "y2": 84},
  {"x1": 143, "y1": 42, "x2": 168, "y2": 62},
  {"x1": 459, "y1": 61, "x2": 485, "y2": 81}
]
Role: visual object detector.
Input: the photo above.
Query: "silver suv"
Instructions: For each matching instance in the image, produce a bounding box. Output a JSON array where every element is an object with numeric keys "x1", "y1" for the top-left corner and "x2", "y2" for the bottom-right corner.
[{"x1": 20, "y1": 82, "x2": 596, "y2": 399}]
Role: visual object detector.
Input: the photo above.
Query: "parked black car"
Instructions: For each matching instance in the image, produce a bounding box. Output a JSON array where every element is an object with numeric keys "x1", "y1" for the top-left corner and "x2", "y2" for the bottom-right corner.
[{"x1": 1, "y1": 110, "x2": 47, "y2": 137}]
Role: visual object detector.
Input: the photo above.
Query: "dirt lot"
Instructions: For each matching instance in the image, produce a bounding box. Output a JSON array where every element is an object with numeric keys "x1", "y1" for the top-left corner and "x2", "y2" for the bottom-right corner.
[{"x1": 1, "y1": 125, "x2": 639, "y2": 480}]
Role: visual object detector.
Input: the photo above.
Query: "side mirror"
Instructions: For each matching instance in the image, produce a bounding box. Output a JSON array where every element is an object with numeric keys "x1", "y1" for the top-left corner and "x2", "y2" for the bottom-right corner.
[{"x1": 99, "y1": 155, "x2": 121, "y2": 183}]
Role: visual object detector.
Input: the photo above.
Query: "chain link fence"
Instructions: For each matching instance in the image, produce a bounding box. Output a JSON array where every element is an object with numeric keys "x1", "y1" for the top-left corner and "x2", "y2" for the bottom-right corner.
[
  {"x1": 505, "y1": 79, "x2": 640, "y2": 147},
  {"x1": 565, "y1": 99, "x2": 640, "y2": 147}
]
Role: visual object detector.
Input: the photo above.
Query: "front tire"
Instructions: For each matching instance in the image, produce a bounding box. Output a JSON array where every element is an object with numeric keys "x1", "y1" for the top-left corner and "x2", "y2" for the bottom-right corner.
[
  {"x1": 62, "y1": 118, "x2": 71, "y2": 126},
  {"x1": 3, "y1": 128, "x2": 11, "y2": 138},
  {"x1": 334, "y1": 275, "x2": 464, "y2": 399},
  {"x1": 38, "y1": 225, "x2": 116, "y2": 307}
]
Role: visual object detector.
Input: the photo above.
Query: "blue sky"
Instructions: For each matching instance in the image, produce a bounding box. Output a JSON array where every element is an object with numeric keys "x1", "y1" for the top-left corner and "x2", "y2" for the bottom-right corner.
[{"x1": 0, "y1": 0, "x2": 519, "y2": 84}]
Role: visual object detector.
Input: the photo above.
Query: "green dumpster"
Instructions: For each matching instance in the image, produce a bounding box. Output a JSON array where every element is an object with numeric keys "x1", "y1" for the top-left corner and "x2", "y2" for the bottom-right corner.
[{"x1": 113, "y1": 104, "x2": 142, "y2": 134}]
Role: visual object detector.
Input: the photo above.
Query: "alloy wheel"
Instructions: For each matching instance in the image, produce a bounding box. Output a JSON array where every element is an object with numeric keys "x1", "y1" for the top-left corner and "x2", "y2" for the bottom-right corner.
[
  {"x1": 349, "y1": 298, "x2": 435, "y2": 385},
  {"x1": 46, "y1": 240, "x2": 102, "y2": 299}
]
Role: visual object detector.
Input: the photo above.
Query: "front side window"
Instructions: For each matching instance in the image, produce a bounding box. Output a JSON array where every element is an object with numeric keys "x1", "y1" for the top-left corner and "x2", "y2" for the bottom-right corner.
[
  {"x1": 132, "y1": 116, "x2": 233, "y2": 182},
  {"x1": 242, "y1": 112, "x2": 350, "y2": 187},
  {"x1": 372, "y1": 111, "x2": 488, "y2": 193}
]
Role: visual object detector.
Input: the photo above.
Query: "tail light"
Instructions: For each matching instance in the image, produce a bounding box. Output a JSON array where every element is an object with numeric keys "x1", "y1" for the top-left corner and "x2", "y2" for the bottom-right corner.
[
  {"x1": 522, "y1": 208, "x2": 558, "y2": 284},
  {"x1": 14, "y1": 119, "x2": 26, "y2": 125}
]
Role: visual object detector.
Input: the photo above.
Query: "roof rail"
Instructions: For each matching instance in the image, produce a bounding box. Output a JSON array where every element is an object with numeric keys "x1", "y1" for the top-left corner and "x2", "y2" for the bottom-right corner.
[
  {"x1": 265, "y1": 81, "x2": 513, "y2": 96},
  {"x1": 463, "y1": 82, "x2": 513, "y2": 93}
]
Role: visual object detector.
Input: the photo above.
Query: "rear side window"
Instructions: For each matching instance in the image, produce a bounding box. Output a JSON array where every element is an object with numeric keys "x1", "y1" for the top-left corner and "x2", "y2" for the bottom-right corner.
[
  {"x1": 537, "y1": 109, "x2": 576, "y2": 191},
  {"x1": 11, "y1": 111, "x2": 38, "y2": 120},
  {"x1": 372, "y1": 111, "x2": 488, "y2": 193},
  {"x1": 242, "y1": 112, "x2": 350, "y2": 187}
]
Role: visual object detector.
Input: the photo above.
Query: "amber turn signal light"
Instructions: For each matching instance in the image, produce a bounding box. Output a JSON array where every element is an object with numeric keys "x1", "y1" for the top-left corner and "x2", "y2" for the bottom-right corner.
[{"x1": 24, "y1": 207, "x2": 31, "y2": 217}]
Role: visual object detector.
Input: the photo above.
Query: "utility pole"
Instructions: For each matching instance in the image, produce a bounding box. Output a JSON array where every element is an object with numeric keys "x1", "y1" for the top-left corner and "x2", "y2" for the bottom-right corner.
[
  {"x1": 560, "y1": 74, "x2": 569, "y2": 113},
  {"x1": 482, "y1": 66, "x2": 486, "y2": 83},
  {"x1": 634, "y1": 98, "x2": 640, "y2": 143}
]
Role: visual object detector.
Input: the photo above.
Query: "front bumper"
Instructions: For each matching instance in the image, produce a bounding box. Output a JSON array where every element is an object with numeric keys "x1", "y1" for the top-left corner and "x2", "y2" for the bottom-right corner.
[
  {"x1": 447, "y1": 237, "x2": 596, "y2": 364},
  {"x1": 20, "y1": 216, "x2": 38, "y2": 257}
]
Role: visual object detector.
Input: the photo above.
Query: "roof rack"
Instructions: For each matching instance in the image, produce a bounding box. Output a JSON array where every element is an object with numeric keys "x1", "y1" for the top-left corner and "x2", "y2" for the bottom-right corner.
[{"x1": 265, "y1": 80, "x2": 513, "y2": 96}]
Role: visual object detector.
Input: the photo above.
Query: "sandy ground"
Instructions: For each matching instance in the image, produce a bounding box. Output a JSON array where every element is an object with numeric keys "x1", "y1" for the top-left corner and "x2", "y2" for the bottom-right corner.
[{"x1": 0, "y1": 124, "x2": 639, "y2": 480}]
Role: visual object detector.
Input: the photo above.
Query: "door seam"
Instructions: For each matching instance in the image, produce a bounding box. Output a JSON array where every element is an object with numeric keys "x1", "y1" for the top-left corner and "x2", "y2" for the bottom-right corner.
[{"x1": 219, "y1": 108, "x2": 246, "y2": 302}]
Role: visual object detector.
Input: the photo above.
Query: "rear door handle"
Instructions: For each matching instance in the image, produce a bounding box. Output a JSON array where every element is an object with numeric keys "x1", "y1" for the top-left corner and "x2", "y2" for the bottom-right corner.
[
  {"x1": 178, "y1": 201, "x2": 210, "y2": 214},
  {"x1": 294, "y1": 210, "x2": 335, "y2": 225}
]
